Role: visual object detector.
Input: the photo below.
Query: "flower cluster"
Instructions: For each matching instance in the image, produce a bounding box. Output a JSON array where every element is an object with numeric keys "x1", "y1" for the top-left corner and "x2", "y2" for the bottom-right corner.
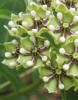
[{"x1": 2, "y1": 0, "x2": 78, "y2": 93}]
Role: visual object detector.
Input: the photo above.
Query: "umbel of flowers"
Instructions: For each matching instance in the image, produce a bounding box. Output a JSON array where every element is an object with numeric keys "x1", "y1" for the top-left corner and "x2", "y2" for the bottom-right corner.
[{"x1": 2, "y1": 0, "x2": 78, "y2": 93}]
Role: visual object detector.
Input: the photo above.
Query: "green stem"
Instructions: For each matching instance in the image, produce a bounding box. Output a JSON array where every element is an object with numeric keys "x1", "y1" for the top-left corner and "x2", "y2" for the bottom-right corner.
[
  {"x1": 61, "y1": 90, "x2": 67, "y2": 100},
  {"x1": 0, "y1": 79, "x2": 43, "y2": 100}
]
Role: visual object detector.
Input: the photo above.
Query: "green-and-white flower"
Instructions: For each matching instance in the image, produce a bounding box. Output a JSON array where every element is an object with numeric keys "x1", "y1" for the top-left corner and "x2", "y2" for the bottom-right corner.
[
  {"x1": 57, "y1": 36, "x2": 78, "y2": 76},
  {"x1": 2, "y1": 40, "x2": 21, "y2": 69},
  {"x1": 39, "y1": 64, "x2": 73, "y2": 93},
  {"x1": 17, "y1": 36, "x2": 51, "y2": 68}
]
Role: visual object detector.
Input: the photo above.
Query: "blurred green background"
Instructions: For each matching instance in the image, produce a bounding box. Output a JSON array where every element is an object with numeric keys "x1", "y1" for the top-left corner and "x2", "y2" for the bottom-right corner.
[{"x1": 0, "y1": 0, "x2": 78, "y2": 100}]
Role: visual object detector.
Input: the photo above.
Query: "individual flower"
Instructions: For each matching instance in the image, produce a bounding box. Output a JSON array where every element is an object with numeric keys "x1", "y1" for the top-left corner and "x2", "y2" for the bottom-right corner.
[
  {"x1": 4, "y1": 3, "x2": 50, "y2": 37},
  {"x1": 46, "y1": 4, "x2": 78, "y2": 44},
  {"x1": 39, "y1": 64, "x2": 73, "y2": 93},
  {"x1": 57, "y1": 36, "x2": 78, "y2": 76},
  {"x1": 17, "y1": 36, "x2": 51, "y2": 68},
  {"x1": 2, "y1": 40, "x2": 21, "y2": 69}
]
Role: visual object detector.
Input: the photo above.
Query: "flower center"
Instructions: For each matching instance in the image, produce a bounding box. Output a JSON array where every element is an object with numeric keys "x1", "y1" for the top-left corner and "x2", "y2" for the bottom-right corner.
[
  {"x1": 32, "y1": 46, "x2": 38, "y2": 53},
  {"x1": 56, "y1": 69, "x2": 62, "y2": 75},
  {"x1": 63, "y1": 23, "x2": 69, "y2": 28},
  {"x1": 73, "y1": 52, "x2": 78, "y2": 59}
]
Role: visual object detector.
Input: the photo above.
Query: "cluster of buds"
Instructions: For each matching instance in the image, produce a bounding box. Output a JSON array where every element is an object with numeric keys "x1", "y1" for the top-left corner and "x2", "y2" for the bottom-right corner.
[{"x1": 2, "y1": 0, "x2": 78, "y2": 93}]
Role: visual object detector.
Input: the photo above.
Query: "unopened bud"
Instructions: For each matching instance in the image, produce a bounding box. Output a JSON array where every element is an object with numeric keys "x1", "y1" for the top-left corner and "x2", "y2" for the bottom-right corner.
[
  {"x1": 59, "y1": 48, "x2": 66, "y2": 55},
  {"x1": 60, "y1": 36, "x2": 65, "y2": 43},
  {"x1": 42, "y1": 56, "x2": 48, "y2": 62},
  {"x1": 19, "y1": 12, "x2": 23, "y2": 18},
  {"x1": 74, "y1": 39, "x2": 78, "y2": 47},
  {"x1": 8, "y1": 21, "x2": 15, "y2": 27},
  {"x1": 43, "y1": 76, "x2": 49, "y2": 82},
  {"x1": 73, "y1": 16, "x2": 78, "y2": 23},
  {"x1": 70, "y1": 8, "x2": 75, "y2": 12},
  {"x1": 22, "y1": 21, "x2": 28, "y2": 27},
  {"x1": 63, "y1": 64, "x2": 70, "y2": 70},
  {"x1": 75, "y1": 31, "x2": 78, "y2": 35},
  {"x1": 46, "y1": 10, "x2": 51, "y2": 16},
  {"x1": 9, "y1": 61, "x2": 17, "y2": 67},
  {"x1": 5, "y1": 52, "x2": 12, "y2": 58},
  {"x1": 48, "y1": 25, "x2": 55, "y2": 31},
  {"x1": 56, "y1": 0, "x2": 61, "y2": 5},
  {"x1": 59, "y1": 82, "x2": 64, "y2": 89},
  {"x1": 44, "y1": 40, "x2": 50, "y2": 47},
  {"x1": 20, "y1": 48, "x2": 27, "y2": 54},
  {"x1": 26, "y1": 60, "x2": 34, "y2": 67},
  {"x1": 57, "y1": 12, "x2": 63, "y2": 21},
  {"x1": 31, "y1": 10, "x2": 36, "y2": 17},
  {"x1": 32, "y1": 29, "x2": 38, "y2": 33},
  {"x1": 11, "y1": 28, "x2": 17, "y2": 33},
  {"x1": 11, "y1": 40, "x2": 17, "y2": 45},
  {"x1": 42, "y1": 5, "x2": 47, "y2": 9}
]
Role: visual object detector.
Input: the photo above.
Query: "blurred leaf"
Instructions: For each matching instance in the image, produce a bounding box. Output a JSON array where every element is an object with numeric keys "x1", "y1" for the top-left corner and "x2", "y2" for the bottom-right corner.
[
  {"x1": 0, "y1": 9, "x2": 11, "y2": 19},
  {"x1": 0, "y1": 64, "x2": 22, "y2": 90},
  {"x1": 1, "y1": 0, "x2": 26, "y2": 13},
  {"x1": 11, "y1": 95, "x2": 26, "y2": 100},
  {"x1": 61, "y1": 89, "x2": 78, "y2": 100}
]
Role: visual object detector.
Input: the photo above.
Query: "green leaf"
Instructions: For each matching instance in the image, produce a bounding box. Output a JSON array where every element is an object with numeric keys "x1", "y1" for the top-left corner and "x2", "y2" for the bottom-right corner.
[
  {"x1": 1, "y1": 0, "x2": 26, "y2": 13},
  {"x1": 0, "y1": 64, "x2": 22, "y2": 90}
]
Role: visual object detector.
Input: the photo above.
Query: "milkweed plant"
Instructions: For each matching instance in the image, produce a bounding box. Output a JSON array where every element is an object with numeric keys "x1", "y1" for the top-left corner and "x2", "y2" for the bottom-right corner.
[{"x1": 2, "y1": 0, "x2": 78, "y2": 93}]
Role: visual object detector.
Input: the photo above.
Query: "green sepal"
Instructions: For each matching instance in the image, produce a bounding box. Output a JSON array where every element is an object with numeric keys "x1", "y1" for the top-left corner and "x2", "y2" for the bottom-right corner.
[
  {"x1": 56, "y1": 54, "x2": 69, "y2": 68},
  {"x1": 67, "y1": 64, "x2": 78, "y2": 77},
  {"x1": 71, "y1": 23, "x2": 78, "y2": 33},
  {"x1": 39, "y1": 67, "x2": 52, "y2": 78},
  {"x1": 63, "y1": 41, "x2": 74, "y2": 54},
  {"x1": 62, "y1": 76, "x2": 74, "y2": 90},
  {"x1": 63, "y1": 11, "x2": 73, "y2": 24},
  {"x1": 56, "y1": 4, "x2": 67, "y2": 13},
  {"x1": 44, "y1": 79, "x2": 58, "y2": 93},
  {"x1": 20, "y1": 37, "x2": 33, "y2": 51},
  {"x1": 22, "y1": 14, "x2": 33, "y2": 26},
  {"x1": 47, "y1": 16, "x2": 59, "y2": 28},
  {"x1": 37, "y1": 6, "x2": 46, "y2": 18}
]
